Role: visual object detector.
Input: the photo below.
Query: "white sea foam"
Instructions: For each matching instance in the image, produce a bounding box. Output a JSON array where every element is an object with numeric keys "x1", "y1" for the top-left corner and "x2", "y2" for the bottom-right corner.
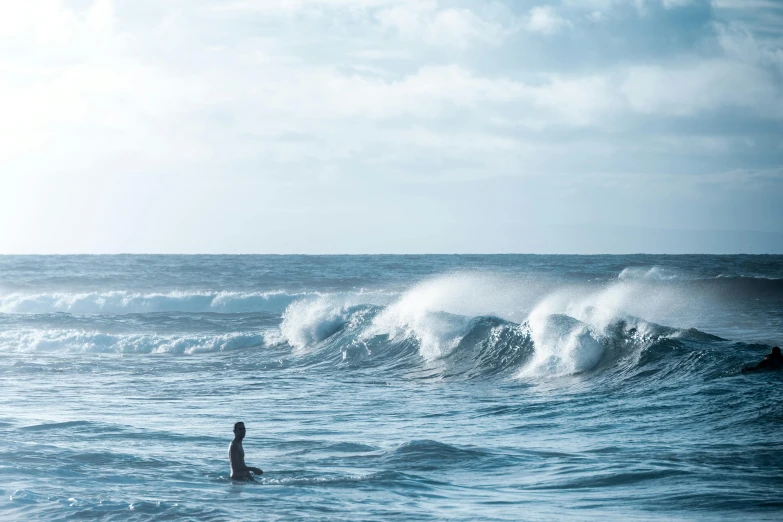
[
  {"x1": 517, "y1": 278, "x2": 694, "y2": 377},
  {"x1": 277, "y1": 274, "x2": 511, "y2": 358},
  {"x1": 618, "y1": 266, "x2": 681, "y2": 281},
  {"x1": 362, "y1": 274, "x2": 529, "y2": 360},
  {"x1": 0, "y1": 290, "x2": 317, "y2": 315},
  {"x1": 280, "y1": 298, "x2": 357, "y2": 351},
  {"x1": 0, "y1": 329, "x2": 270, "y2": 354},
  {"x1": 279, "y1": 293, "x2": 392, "y2": 351},
  {"x1": 275, "y1": 273, "x2": 694, "y2": 365},
  {"x1": 520, "y1": 313, "x2": 604, "y2": 376}
]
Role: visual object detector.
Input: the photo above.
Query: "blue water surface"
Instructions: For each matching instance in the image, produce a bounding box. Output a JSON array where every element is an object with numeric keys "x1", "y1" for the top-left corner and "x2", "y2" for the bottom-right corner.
[{"x1": 0, "y1": 255, "x2": 781, "y2": 521}]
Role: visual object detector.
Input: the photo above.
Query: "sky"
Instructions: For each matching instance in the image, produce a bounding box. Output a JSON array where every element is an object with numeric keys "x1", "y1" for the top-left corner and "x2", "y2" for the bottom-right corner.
[{"x1": 0, "y1": 0, "x2": 782, "y2": 254}]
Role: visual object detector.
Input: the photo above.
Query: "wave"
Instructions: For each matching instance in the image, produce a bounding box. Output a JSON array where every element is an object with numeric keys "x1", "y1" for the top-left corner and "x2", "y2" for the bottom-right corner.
[
  {"x1": 440, "y1": 317, "x2": 533, "y2": 379},
  {"x1": 276, "y1": 278, "x2": 514, "y2": 368},
  {"x1": 616, "y1": 267, "x2": 783, "y2": 298},
  {"x1": 0, "y1": 311, "x2": 749, "y2": 384},
  {"x1": 19, "y1": 420, "x2": 93, "y2": 431},
  {"x1": 274, "y1": 300, "x2": 709, "y2": 380},
  {"x1": 256, "y1": 470, "x2": 429, "y2": 489},
  {"x1": 0, "y1": 329, "x2": 270, "y2": 354},
  {"x1": 696, "y1": 276, "x2": 783, "y2": 298},
  {"x1": 715, "y1": 274, "x2": 783, "y2": 281},
  {"x1": 2, "y1": 272, "x2": 779, "y2": 319},
  {"x1": 619, "y1": 266, "x2": 783, "y2": 283},
  {"x1": 0, "y1": 290, "x2": 318, "y2": 315},
  {"x1": 618, "y1": 266, "x2": 683, "y2": 281},
  {"x1": 7, "y1": 490, "x2": 218, "y2": 520},
  {"x1": 2, "y1": 273, "x2": 765, "y2": 382},
  {"x1": 271, "y1": 274, "x2": 744, "y2": 381},
  {"x1": 380, "y1": 440, "x2": 489, "y2": 471},
  {"x1": 280, "y1": 297, "x2": 380, "y2": 351}
]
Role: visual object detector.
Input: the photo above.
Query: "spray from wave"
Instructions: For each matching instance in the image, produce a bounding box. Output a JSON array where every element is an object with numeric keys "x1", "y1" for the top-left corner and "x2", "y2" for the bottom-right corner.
[
  {"x1": 0, "y1": 270, "x2": 764, "y2": 382},
  {"x1": 271, "y1": 271, "x2": 738, "y2": 380}
]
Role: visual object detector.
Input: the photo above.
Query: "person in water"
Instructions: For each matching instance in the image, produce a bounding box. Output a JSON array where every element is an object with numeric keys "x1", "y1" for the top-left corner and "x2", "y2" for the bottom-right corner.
[
  {"x1": 229, "y1": 422, "x2": 263, "y2": 480},
  {"x1": 742, "y1": 346, "x2": 782, "y2": 373}
]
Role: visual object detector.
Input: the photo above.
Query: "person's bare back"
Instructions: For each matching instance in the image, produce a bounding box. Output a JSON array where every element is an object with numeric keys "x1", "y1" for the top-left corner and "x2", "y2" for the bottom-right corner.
[{"x1": 229, "y1": 422, "x2": 263, "y2": 480}]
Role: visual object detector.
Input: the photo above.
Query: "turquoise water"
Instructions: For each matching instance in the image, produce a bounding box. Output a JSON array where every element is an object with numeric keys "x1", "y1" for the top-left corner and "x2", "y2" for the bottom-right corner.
[{"x1": 1, "y1": 255, "x2": 781, "y2": 520}]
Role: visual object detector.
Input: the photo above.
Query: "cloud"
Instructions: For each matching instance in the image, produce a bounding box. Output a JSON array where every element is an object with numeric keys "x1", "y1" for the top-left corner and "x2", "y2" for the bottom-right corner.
[
  {"x1": 375, "y1": 3, "x2": 507, "y2": 48},
  {"x1": 0, "y1": 0, "x2": 209, "y2": 175},
  {"x1": 526, "y1": 6, "x2": 572, "y2": 34},
  {"x1": 212, "y1": 0, "x2": 408, "y2": 13},
  {"x1": 214, "y1": 0, "x2": 514, "y2": 48},
  {"x1": 1, "y1": 0, "x2": 782, "y2": 253},
  {"x1": 621, "y1": 60, "x2": 778, "y2": 116},
  {"x1": 661, "y1": 0, "x2": 692, "y2": 7},
  {"x1": 621, "y1": 25, "x2": 783, "y2": 116}
]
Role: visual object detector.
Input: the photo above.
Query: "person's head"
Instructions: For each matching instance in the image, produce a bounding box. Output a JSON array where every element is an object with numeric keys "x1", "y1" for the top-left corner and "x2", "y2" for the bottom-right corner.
[
  {"x1": 772, "y1": 346, "x2": 781, "y2": 356},
  {"x1": 233, "y1": 422, "x2": 246, "y2": 439}
]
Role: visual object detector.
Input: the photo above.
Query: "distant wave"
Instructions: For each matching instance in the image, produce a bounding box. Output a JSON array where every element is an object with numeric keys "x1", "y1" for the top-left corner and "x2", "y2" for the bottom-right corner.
[
  {"x1": 615, "y1": 268, "x2": 783, "y2": 303},
  {"x1": 715, "y1": 273, "x2": 783, "y2": 281},
  {"x1": 0, "y1": 290, "x2": 318, "y2": 315},
  {"x1": 1, "y1": 272, "x2": 768, "y2": 382},
  {"x1": 0, "y1": 310, "x2": 747, "y2": 384},
  {"x1": 701, "y1": 276, "x2": 783, "y2": 294},
  {"x1": 0, "y1": 329, "x2": 270, "y2": 354},
  {"x1": 618, "y1": 266, "x2": 682, "y2": 281},
  {"x1": 619, "y1": 266, "x2": 783, "y2": 284}
]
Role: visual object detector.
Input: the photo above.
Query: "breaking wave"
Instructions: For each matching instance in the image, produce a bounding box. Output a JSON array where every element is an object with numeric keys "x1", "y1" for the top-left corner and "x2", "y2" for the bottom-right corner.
[
  {"x1": 271, "y1": 274, "x2": 742, "y2": 381},
  {"x1": 0, "y1": 290, "x2": 318, "y2": 315},
  {"x1": 0, "y1": 329, "x2": 270, "y2": 354},
  {"x1": 1, "y1": 270, "x2": 773, "y2": 383}
]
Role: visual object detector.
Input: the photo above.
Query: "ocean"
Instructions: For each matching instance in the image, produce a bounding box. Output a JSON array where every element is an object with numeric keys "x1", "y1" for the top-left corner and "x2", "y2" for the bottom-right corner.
[{"x1": 1, "y1": 254, "x2": 781, "y2": 521}]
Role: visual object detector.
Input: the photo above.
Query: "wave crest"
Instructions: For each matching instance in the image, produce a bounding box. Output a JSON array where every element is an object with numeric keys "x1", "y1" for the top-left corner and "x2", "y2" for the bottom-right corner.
[
  {"x1": 0, "y1": 290, "x2": 316, "y2": 315},
  {"x1": 280, "y1": 297, "x2": 378, "y2": 351},
  {"x1": 618, "y1": 266, "x2": 681, "y2": 281},
  {"x1": 0, "y1": 329, "x2": 268, "y2": 354}
]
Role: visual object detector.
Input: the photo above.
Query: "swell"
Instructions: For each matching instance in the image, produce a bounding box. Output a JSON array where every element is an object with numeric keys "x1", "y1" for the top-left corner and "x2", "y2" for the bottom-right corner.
[
  {"x1": 0, "y1": 329, "x2": 269, "y2": 354},
  {"x1": 692, "y1": 277, "x2": 783, "y2": 298},
  {"x1": 0, "y1": 290, "x2": 320, "y2": 315},
  {"x1": 617, "y1": 267, "x2": 783, "y2": 298},
  {"x1": 0, "y1": 296, "x2": 757, "y2": 386},
  {"x1": 1, "y1": 270, "x2": 774, "y2": 384},
  {"x1": 275, "y1": 294, "x2": 747, "y2": 382}
]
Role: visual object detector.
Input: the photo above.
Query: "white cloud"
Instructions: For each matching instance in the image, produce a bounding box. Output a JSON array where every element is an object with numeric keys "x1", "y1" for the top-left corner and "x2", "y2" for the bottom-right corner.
[
  {"x1": 621, "y1": 25, "x2": 783, "y2": 117},
  {"x1": 530, "y1": 75, "x2": 616, "y2": 125},
  {"x1": 214, "y1": 0, "x2": 513, "y2": 48},
  {"x1": 717, "y1": 24, "x2": 783, "y2": 71},
  {"x1": 0, "y1": 0, "x2": 207, "y2": 173},
  {"x1": 622, "y1": 61, "x2": 767, "y2": 115},
  {"x1": 526, "y1": 6, "x2": 572, "y2": 35},
  {"x1": 661, "y1": 0, "x2": 692, "y2": 8},
  {"x1": 588, "y1": 10, "x2": 606, "y2": 22},
  {"x1": 212, "y1": 0, "x2": 410, "y2": 12},
  {"x1": 562, "y1": 0, "x2": 696, "y2": 14},
  {"x1": 1, "y1": 0, "x2": 783, "y2": 253},
  {"x1": 375, "y1": 4, "x2": 506, "y2": 48},
  {"x1": 713, "y1": 0, "x2": 783, "y2": 8}
]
